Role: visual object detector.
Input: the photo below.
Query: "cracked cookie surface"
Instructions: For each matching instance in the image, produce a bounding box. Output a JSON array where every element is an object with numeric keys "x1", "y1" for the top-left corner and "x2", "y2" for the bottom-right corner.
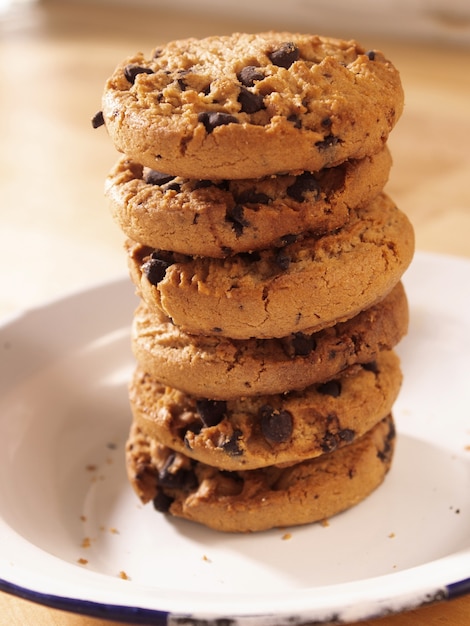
[
  {"x1": 126, "y1": 193, "x2": 414, "y2": 339},
  {"x1": 106, "y1": 148, "x2": 391, "y2": 257},
  {"x1": 101, "y1": 32, "x2": 403, "y2": 179},
  {"x1": 125, "y1": 414, "x2": 396, "y2": 532}
]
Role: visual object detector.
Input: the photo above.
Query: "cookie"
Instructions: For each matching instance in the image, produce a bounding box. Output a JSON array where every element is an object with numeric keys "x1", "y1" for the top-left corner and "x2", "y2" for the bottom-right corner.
[
  {"x1": 126, "y1": 414, "x2": 396, "y2": 532},
  {"x1": 105, "y1": 147, "x2": 391, "y2": 258},
  {"x1": 129, "y1": 350, "x2": 401, "y2": 471},
  {"x1": 132, "y1": 281, "x2": 408, "y2": 399},
  {"x1": 100, "y1": 32, "x2": 403, "y2": 179},
  {"x1": 126, "y1": 193, "x2": 414, "y2": 339}
]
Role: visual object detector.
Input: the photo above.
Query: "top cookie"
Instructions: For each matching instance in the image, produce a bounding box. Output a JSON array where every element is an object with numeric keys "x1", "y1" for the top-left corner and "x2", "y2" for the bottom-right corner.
[{"x1": 101, "y1": 32, "x2": 404, "y2": 179}]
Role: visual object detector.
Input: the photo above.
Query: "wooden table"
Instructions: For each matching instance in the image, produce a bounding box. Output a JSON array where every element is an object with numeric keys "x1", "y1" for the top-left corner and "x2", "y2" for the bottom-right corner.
[{"x1": 1, "y1": 1, "x2": 469, "y2": 624}]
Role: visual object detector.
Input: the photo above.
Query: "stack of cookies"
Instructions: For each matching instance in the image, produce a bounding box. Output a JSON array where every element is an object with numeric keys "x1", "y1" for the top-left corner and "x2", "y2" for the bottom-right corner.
[{"x1": 96, "y1": 32, "x2": 414, "y2": 532}]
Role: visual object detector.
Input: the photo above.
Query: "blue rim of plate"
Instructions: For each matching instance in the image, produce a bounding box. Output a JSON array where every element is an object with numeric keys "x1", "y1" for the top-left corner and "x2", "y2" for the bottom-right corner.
[
  {"x1": 0, "y1": 577, "x2": 167, "y2": 625},
  {"x1": 1, "y1": 576, "x2": 470, "y2": 624}
]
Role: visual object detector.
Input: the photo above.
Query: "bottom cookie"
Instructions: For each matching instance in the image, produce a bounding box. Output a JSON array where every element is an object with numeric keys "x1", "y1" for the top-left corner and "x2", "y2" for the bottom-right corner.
[{"x1": 126, "y1": 414, "x2": 395, "y2": 533}]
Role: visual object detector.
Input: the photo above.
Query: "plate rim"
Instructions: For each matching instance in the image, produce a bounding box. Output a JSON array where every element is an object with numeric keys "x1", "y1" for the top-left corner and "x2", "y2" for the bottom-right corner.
[{"x1": 0, "y1": 571, "x2": 469, "y2": 625}]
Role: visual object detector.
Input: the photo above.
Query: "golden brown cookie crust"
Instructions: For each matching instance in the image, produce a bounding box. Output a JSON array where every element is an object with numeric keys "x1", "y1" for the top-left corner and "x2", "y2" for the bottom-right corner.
[
  {"x1": 131, "y1": 282, "x2": 408, "y2": 399},
  {"x1": 125, "y1": 414, "x2": 396, "y2": 532},
  {"x1": 129, "y1": 350, "x2": 401, "y2": 471},
  {"x1": 105, "y1": 148, "x2": 392, "y2": 257},
  {"x1": 127, "y1": 193, "x2": 414, "y2": 339},
  {"x1": 101, "y1": 32, "x2": 403, "y2": 179}
]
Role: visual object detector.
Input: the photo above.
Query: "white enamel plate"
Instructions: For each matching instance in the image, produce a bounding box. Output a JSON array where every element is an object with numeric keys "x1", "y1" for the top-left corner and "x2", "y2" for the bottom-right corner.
[{"x1": 1, "y1": 251, "x2": 469, "y2": 625}]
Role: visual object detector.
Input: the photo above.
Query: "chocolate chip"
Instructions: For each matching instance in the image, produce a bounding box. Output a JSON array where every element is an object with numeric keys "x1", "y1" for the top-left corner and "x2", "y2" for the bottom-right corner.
[
  {"x1": 287, "y1": 114, "x2": 302, "y2": 129},
  {"x1": 163, "y1": 181, "x2": 181, "y2": 193},
  {"x1": 124, "y1": 64, "x2": 154, "y2": 84},
  {"x1": 235, "y1": 189, "x2": 270, "y2": 205},
  {"x1": 222, "y1": 430, "x2": 243, "y2": 456},
  {"x1": 238, "y1": 65, "x2": 265, "y2": 87},
  {"x1": 91, "y1": 110, "x2": 104, "y2": 129},
  {"x1": 238, "y1": 250, "x2": 261, "y2": 263},
  {"x1": 153, "y1": 490, "x2": 174, "y2": 512},
  {"x1": 320, "y1": 428, "x2": 354, "y2": 453},
  {"x1": 291, "y1": 332, "x2": 317, "y2": 356},
  {"x1": 287, "y1": 172, "x2": 320, "y2": 202},
  {"x1": 196, "y1": 399, "x2": 227, "y2": 427},
  {"x1": 158, "y1": 454, "x2": 197, "y2": 490},
  {"x1": 315, "y1": 135, "x2": 340, "y2": 150},
  {"x1": 275, "y1": 250, "x2": 291, "y2": 270},
  {"x1": 362, "y1": 361, "x2": 379, "y2": 373},
  {"x1": 238, "y1": 87, "x2": 265, "y2": 114},
  {"x1": 215, "y1": 180, "x2": 230, "y2": 191},
  {"x1": 268, "y1": 42, "x2": 299, "y2": 69},
  {"x1": 225, "y1": 205, "x2": 250, "y2": 236},
  {"x1": 183, "y1": 422, "x2": 203, "y2": 449},
  {"x1": 142, "y1": 251, "x2": 173, "y2": 285},
  {"x1": 320, "y1": 431, "x2": 338, "y2": 453},
  {"x1": 260, "y1": 405, "x2": 293, "y2": 443},
  {"x1": 321, "y1": 117, "x2": 332, "y2": 128},
  {"x1": 176, "y1": 77, "x2": 188, "y2": 91},
  {"x1": 144, "y1": 170, "x2": 176, "y2": 186},
  {"x1": 339, "y1": 428, "x2": 355, "y2": 443},
  {"x1": 198, "y1": 111, "x2": 238, "y2": 133},
  {"x1": 193, "y1": 180, "x2": 214, "y2": 189},
  {"x1": 366, "y1": 50, "x2": 376, "y2": 61},
  {"x1": 220, "y1": 469, "x2": 243, "y2": 483},
  {"x1": 281, "y1": 234, "x2": 298, "y2": 246},
  {"x1": 317, "y1": 380, "x2": 342, "y2": 397},
  {"x1": 377, "y1": 418, "x2": 396, "y2": 463}
]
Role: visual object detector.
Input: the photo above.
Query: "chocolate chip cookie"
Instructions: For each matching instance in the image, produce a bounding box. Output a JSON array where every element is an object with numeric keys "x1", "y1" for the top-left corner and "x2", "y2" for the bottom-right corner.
[
  {"x1": 131, "y1": 281, "x2": 408, "y2": 399},
  {"x1": 126, "y1": 193, "x2": 414, "y2": 339},
  {"x1": 125, "y1": 414, "x2": 396, "y2": 532},
  {"x1": 128, "y1": 350, "x2": 401, "y2": 471},
  {"x1": 101, "y1": 32, "x2": 403, "y2": 179},
  {"x1": 105, "y1": 148, "x2": 391, "y2": 257}
]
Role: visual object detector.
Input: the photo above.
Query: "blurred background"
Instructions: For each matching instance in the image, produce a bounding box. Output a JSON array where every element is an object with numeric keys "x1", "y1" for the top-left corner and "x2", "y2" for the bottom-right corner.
[{"x1": 1, "y1": 0, "x2": 469, "y2": 317}]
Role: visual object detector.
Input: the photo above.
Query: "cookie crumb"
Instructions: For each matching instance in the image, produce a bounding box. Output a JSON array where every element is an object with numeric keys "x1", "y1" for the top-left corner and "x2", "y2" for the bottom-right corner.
[
  {"x1": 110, "y1": 527, "x2": 119, "y2": 534},
  {"x1": 77, "y1": 558, "x2": 88, "y2": 565},
  {"x1": 119, "y1": 571, "x2": 130, "y2": 580},
  {"x1": 281, "y1": 532, "x2": 292, "y2": 541},
  {"x1": 80, "y1": 515, "x2": 87, "y2": 522},
  {"x1": 81, "y1": 537, "x2": 92, "y2": 549},
  {"x1": 320, "y1": 519, "x2": 330, "y2": 527},
  {"x1": 388, "y1": 532, "x2": 396, "y2": 538},
  {"x1": 202, "y1": 554, "x2": 212, "y2": 562},
  {"x1": 86, "y1": 464, "x2": 97, "y2": 472}
]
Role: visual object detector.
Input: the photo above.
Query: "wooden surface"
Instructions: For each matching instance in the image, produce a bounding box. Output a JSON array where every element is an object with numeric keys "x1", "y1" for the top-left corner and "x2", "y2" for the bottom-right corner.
[{"x1": 1, "y1": 1, "x2": 469, "y2": 624}]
